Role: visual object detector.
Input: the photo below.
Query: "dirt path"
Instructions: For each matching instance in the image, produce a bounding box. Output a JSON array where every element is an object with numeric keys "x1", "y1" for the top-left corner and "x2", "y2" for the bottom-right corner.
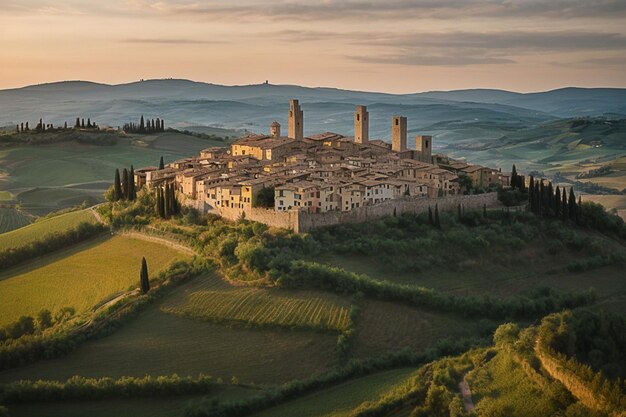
[
  {"x1": 459, "y1": 375, "x2": 475, "y2": 412},
  {"x1": 90, "y1": 204, "x2": 104, "y2": 224}
]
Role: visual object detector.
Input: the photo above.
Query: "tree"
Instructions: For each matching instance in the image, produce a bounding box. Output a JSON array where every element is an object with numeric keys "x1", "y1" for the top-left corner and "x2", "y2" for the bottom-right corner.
[
  {"x1": 114, "y1": 169, "x2": 122, "y2": 201},
  {"x1": 253, "y1": 186, "x2": 275, "y2": 208},
  {"x1": 511, "y1": 164, "x2": 518, "y2": 189},
  {"x1": 140, "y1": 257, "x2": 150, "y2": 294},
  {"x1": 81, "y1": 118, "x2": 85, "y2": 128},
  {"x1": 129, "y1": 165, "x2": 136, "y2": 200},
  {"x1": 554, "y1": 185, "x2": 561, "y2": 218},
  {"x1": 568, "y1": 187, "x2": 577, "y2": 221},
  {"x1": 122, "y1": 168, "x2": 129, "y2": 200},
  {"x1": 159, "y1": 156, "x2": 165, "y2": 170},
  {"x1": 434, "y1": 204, "x2": 441, "y2": 229},
  {"x1": 139, "y1": 115, "x2": 145, "y2": 132},
  {"x1": 75, "y1": 117, "x2": 80, "y2": 128},
  {"x1": 428, "y1": 206, "x2": 433, "y2": 225},
  {"x1": 562, "y1": 188, "x2": 568, "y2": 220},
  {"x1": 36, "y1": 309, "x2": 53, "y2": 330},
  {"x1": 64, "y1": 121, "x2": 68, "y2": 129}
]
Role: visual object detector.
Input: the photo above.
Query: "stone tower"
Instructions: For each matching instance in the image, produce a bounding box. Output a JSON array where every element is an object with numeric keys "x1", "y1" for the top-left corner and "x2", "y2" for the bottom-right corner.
[
  {"x1": 415, "y1": 135, "x2": 432, "y2": 163},
  {"x1": 270, "y1": 121, "x2": 281, "y2": 138},
  {"x1": 288, "y1": 99, "x2": 303, "y2": 140},
  {"x1": 354, "y1": 105, "x2": 369, "y2": 144},
  {"x1": 392, "y1": 116, "x2": 407, "y2": 152}
]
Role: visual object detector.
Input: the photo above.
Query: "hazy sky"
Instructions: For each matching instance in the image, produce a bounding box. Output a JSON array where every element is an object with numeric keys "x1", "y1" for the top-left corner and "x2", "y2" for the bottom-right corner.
[{"x1": 1, "y1": 0, "x2": 626, "y2": 92}]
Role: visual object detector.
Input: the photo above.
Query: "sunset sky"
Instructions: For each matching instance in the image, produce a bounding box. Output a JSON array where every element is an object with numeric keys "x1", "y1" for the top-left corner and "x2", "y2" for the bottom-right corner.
[{"x1": 1, "y1": 0, "x2": 626, "y2": 92}]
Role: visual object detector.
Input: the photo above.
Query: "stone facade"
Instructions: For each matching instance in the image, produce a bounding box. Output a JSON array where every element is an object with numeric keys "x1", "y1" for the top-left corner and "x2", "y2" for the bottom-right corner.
[
  {"x1": 392, "y1": 116, "x2": 407, "y2": 152},
  {"x1": 288, "y1": 99, "x2": 303, "y2": 140},
  {"x1": 354, "y1": 105, "x2": 369, "y2": 144}
]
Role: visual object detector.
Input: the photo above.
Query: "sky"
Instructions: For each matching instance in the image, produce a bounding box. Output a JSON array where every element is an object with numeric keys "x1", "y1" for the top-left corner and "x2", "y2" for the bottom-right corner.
[{"x1": 1, "y1": 0, "x2": 626, "y2": 93}]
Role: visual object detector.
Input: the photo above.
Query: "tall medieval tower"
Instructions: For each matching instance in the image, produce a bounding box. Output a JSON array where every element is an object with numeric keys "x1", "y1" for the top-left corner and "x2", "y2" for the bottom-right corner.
[
  {"x1": 392, "y1": 116, "x2": 407, "y2": 152},
  {"x1": 415, "y1": 135, "x2": 432, "y2": 163},
  {"x1": 288, "y1": 99, "x2": 303, "y2": 140},
  {"x1": 354, "y1": 105, "x2": 369, "y2": 144}
]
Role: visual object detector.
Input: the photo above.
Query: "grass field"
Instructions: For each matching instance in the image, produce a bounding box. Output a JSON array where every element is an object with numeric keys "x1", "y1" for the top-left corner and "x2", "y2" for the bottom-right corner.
[
  {"x1": 0, "y1": 299, "x2": 339, "y2": 385},
  {"x1": 469, "y1": 350, "x2": 563, "y2": 417},
  {"x1": 162, "y1": 274, "x2": 351, "y2": 331},
  {"x1": 251, "y1": 367, "x2": 418, "y2": 417},
  {"x1": 352, "y1": 300, "x2": 485, "y2": 359},
  {"x1": 7, "y1": 386, "x2": 257, "y2": 417},
  {"x1": 0, "y1": 206, "x2": 32, "y2": 233},
  {"x1": 0, "y1": 208, "x2": 97, "y2": 251},
  {"x1": 0, "y1": 235, "x2": 188, "y2": 326}
]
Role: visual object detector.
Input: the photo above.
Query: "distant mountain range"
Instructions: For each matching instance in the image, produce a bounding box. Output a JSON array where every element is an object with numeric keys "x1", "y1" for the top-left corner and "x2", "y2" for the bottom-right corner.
[{"x1": 1, "y1": 79, "x2": 625, "y2": 145}]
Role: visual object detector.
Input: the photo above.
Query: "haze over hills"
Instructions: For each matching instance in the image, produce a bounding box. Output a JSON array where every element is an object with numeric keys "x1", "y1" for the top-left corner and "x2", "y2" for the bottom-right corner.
[{"x1": 2, "y1": 80, "x2": 625, "y2": 138}]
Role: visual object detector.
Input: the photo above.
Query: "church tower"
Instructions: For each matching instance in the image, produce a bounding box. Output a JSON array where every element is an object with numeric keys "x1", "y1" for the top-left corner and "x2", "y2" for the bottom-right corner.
[
  {"x1": 288, "y1": 99, "x2": 303, "y2": 140},
  {"x1": 354, "y1": 105, "x2": 369, "y2": 144}
]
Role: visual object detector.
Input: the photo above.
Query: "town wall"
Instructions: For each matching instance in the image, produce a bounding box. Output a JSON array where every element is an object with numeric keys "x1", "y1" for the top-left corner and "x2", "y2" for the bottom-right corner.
[
  {"x1": 194, "y1": 193, "x2": 498, "y2": 232},
  {"x1": 295, "y1": 192, "x2": 498, "y2": 233}
]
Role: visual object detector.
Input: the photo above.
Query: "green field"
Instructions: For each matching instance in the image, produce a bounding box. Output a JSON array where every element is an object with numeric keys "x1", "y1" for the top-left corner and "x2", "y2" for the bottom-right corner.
[
  {"x1": 0, "y1": 132, "x2": 229, "y2": 216},
  {"x1": 7, "y1": 386, "x2": 257, "y2": 417},
  {"x1": 251, "y1": 367, "x2": 418, "y2": 417},
  {"x1": 0, "y1": 304, "x2": 339, "y2": 385},
  {"x1": 0, "y1": 208, "x2": 97, "y2": 251},
  {"x1": 0, "y1": 206, "x2": 32, "y2": 233},
  {"x1": 162, "y1": 273, "x2": 351, "y2": 331},
  {"x1": 0, "y1": 235, "x2": 188, "y2": 326},
  {"x1": 352, "y1": 300, "x2": 484, "y2": 359}
]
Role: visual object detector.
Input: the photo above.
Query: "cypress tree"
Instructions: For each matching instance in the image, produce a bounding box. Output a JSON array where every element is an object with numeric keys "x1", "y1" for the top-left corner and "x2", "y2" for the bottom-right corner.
[
  {"x1": 457, "y1": 203, "x2": 462, "y2": 220},
  {"x1": 75, "y1": 117, "x2": 80, "y2": 128},
  {"x1": 64, "y1": 121, "x2": 68, "y2": 129},
  {"x1": 140, "y1": 257, "x2": 150, "y2": 294},
  {"x1": 434, "y1": 204, "x2": 441, "y2": 229},
  {"x1": 139, "y1": 115, "x2": 145, "y2": 132},
  {"x1": 428, "y1": 206, "x2": 433, "y2": 225},
  {"x1": 87, "y1": 118, "x2": 91, "y2": 128},
  {"x1": 159, "y1": 156, "x2": 164, "y2": 170},
  {"x1": 20, "y1": 122, "x2": 24, "y2": 132},
  {"x1": 554, "y1": 186, "x2": 561, "y2": 218},
  {"x1": 122, "y1": 168, "x2": 129, "y2": 200},
  {"x1": 114, "y1": 169, "x2": 122, "y2": 201},
  {"x1": 81, "y1": 118, "x2": 85, "y2": 128},
  {"x1": 25, "y1": 122, "x2": 29, "y2": 131},
  {"x1": 528, "y1": 175, "x2": 535, "y2": 211},
  {"x1": 547, "y1": 182, "x2": 554, "y2": 216},
  {"x1": 129, "y1": 165, "x2": 136, "y2": 200},
  {"x1": 511, "y1": 165, "x2": 518, "y2": 189},
  {"x1": 562, "y1": 188, "x2": 568, "y2": 220},
  {"x1": 568, "y1": 188, "x2": 577, "y2": 221},
  {"x1": 156, "y1": 187, "x2": 165, "y2": 218},
  {"x1": 16, "y1": 124, "x2": 19, "y2": 133}
]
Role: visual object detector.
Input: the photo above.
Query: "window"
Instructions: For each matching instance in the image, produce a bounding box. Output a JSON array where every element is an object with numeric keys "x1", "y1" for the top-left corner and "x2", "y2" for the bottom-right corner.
[
  {"x1": 356, "y1": 114, "x2": 360, "y2": 121},
  {"x1": 425, "y1": 140, "x2": 429, "y2": 148},
  {"x1": 279, "y1": 200, "x2": 284, "y2": 206},
  {"x1": 395, "y1": 119, "x2": 399, "y2": 126}
]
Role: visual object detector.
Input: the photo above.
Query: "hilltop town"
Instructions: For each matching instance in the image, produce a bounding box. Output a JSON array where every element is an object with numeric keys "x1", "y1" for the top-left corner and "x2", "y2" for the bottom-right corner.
[{"x1": 134, "y1": 99, "x2": 509, "y2": 229}]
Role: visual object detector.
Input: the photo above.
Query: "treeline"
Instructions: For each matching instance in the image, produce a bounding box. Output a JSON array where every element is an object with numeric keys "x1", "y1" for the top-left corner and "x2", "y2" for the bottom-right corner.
[
  {"x1": 275, "y1": 260, "x2": 596, "y2": 319},
  {"x1": 156, "y1": 182, "x2": 180, "y2": 218},
  {"x1": 537, "y1": 311, "x2": 626, "y2": 415},
  {"x1": 14, "y1": 117, "x2": 98, "y2": 133},
  {"x1": 123, "y1": 116, "x2": 165, "y2": 133},
  {"x1": 0, "y1": 308, "x2": 74, "y2": 343},
  {"x1": 0, "y1": 374, "x2": 219, "y2": 403},
  {"x1": 0, "y1": 222, "x2": 106, "y2": 271},
  {"x1": 0, "y1": 258, "x2": 206, "y2": 371},
  {"x1": 112, "y1": 166, "x2": 137, "y2": 201},
  {"x1": 184, "y1": 336, "x2": 488, "y2": 417}
]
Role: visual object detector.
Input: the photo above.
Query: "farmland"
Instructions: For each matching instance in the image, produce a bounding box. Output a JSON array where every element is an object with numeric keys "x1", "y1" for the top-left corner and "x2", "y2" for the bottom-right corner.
[
  {"x1": 0, "y1": 294, "x2": 339, "y2": 385},
  {"x1": 251, "y1": 367, "x2": 419, "y2": 417},
  {"x1": 0, "y1": 235, "x2": 189, "y2": 326},
  {"x1": 162, "y1": 273, "x2": 351, "y2": 331},
  {"x1": 0, "y1": 208, "x2": 98, "y2": 251},
  {"x1": 8, "y1": 386, "x2": 258, "y2": 417},
  {"x1": 0, "y1": 206, "x2": 32, "y2": 233}
]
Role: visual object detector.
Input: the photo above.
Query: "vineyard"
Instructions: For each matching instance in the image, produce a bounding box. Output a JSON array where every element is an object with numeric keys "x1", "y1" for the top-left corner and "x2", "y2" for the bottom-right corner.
[
  {"x1": 162, "y1": 275, "x2": 351, "y2": 331},
  {"x1": 0, "y1": 208, "x2": 98, "y2": 250},
  {"x1": 0, "y1": 206, "x2": 33, "y2": 233}
]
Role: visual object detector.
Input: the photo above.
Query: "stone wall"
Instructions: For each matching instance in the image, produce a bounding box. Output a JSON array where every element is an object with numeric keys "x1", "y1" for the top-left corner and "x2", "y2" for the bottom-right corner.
[
  {"x1": 203, "y1": 193, "x2": 498, "y2": 233},
  {"x1": 295, "y1": 193, "x2": 498, "y2": 233}
]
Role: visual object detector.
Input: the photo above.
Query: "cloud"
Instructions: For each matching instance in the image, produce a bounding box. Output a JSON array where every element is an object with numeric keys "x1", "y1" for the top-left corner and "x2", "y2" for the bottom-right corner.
[
  {"x1": 120, "y1": 38, "x2": 219, "y2": 44},
  {"x1": 350, "y1": 53, "x2": 514, "y2": 66},
  {"x1": 131, "y1": 0, "x2": 626, "y2": 21}
]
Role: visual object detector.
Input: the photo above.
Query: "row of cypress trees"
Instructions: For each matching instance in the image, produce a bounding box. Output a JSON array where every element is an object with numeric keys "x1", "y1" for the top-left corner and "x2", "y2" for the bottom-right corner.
[
  {"x1": 123, "y1": 116, "x2": 165, "y2": 133},
  {"x1": 113, "y1": 166, "x2": 136, "y2": 201},
  {"x1": 155, "y1": 182, "x2": 180, "y2": 218},
  {"x1": 528, "y1": 175, "x2": 581, "y2": 223}
]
